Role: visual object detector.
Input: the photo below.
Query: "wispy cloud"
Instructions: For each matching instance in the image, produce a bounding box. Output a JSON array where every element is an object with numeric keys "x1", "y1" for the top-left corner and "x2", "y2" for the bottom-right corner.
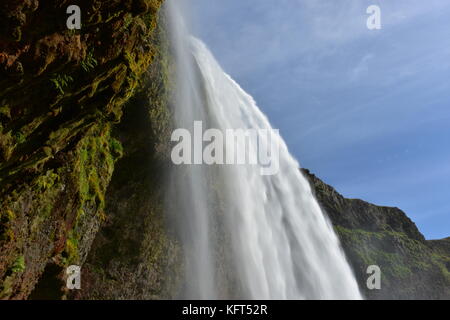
[
  {"x1": 349, "y1": 53, "x2": 374, "y2": 82},
  {"x1": 186, "y1": 0, "x2": 450, "y2": 239}
]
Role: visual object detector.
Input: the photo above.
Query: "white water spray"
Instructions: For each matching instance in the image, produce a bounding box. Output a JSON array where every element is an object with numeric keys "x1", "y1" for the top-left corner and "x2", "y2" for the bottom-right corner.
[{"x1": 166, "y1": 2, "x2": 362, "y2": 299}]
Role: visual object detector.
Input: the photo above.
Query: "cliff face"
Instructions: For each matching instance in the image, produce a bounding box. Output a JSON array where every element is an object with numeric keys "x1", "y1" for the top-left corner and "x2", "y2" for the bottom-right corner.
[
  {"x1": 302, "y1": 169, "x2": 450, "y2": 300},
  {"x1": 0, "y1": 0, "x2": 177, "y2": 299}
]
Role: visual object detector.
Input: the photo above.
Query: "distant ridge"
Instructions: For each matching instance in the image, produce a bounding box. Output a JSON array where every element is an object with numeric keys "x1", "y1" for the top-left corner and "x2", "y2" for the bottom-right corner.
[{"x1": 302, "y1": 168, "x2": 450, "y2": 299}]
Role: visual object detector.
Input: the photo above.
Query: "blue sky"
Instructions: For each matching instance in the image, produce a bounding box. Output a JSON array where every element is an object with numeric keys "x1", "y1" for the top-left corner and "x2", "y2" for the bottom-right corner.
[{"x1": 182, "y1": 0, "x2": 450, "y2": 240}]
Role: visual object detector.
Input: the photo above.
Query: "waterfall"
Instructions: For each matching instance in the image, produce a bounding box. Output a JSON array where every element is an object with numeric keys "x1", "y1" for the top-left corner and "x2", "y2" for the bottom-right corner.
[{"x1": 165, "y1": 1, "x2": 362, "y2": 300}]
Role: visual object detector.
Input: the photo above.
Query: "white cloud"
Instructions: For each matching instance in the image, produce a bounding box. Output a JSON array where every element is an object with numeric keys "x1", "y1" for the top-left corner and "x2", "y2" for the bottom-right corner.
[{"x1": 349, "y1": 53, "x2": 374, "y2": 82}]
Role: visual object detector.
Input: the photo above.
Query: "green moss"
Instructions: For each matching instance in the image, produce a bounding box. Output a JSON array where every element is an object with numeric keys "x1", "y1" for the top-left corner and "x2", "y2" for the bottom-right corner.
[
  {"x1": 121, "y1": 14, "x2": 134, "y2": 32},
  {"x1": 50, "y1": 74, "x2": 74, "y2": 95},
  {"x1": 75, "y1": 126, "x2": 115, "y2": 209},
  {"x1": 0, "y1": 275, "x2": 15, "y2": 299},
  {"x1": 0, "y1": 106, "x2": 11, "y2": 119},
  {"x1": 431, "y1": 253, "x2": 450, "y2": 282},
  {"x1": 43, "y1": 146, "x2": 52, "y2": 157},
  {"x1": 14, "y1": 132, "x2": 26, "y2": 145},
  {"x1": 28, "y1": 169, "x2": 65, "y2": 234},
  {"x1": 81, "y1": 50, "x2": 98, "y2": 72},
  {"x1": 11, "y1": 255, "x2": 25, "y2": 273},
  {"x1": 0, "y1": 209, "x2": 15, "y2": 243},
  {"x1": 0, "y1": 130, "x2": 14, "y2": 161},
  {"x1": 336, "y1": 224, "x2": 450, "y2": 296},
  {"x1": 65, "y1": 28, "x2": 79, "y2": 37},
  {"x1": 59, "y1": 124, "x2": 121, "y2": 266},
  {"x1": 63, "y1": 231, "x2": 80, "y2": 265},
  {"x1": 33, "y1": 170, "x2": 59, "y2": 191},
  {"x1": 109, "y1": 138, "x2": 123, "y2": 158},
  {"x1": 335, "y1": 225, "x2": 383, "y2": 242},
  {"x1": 12, "y1": 27, "x2": 22, "y2": 42},
  {"x1": 0, "y1": 0, "x2": 167, "y2": 298}
]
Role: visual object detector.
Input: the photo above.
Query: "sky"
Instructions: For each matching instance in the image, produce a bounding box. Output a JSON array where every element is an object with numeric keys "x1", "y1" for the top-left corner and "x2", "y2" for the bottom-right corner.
[{"x1": 181, "y1": 0, "x2": 450, "y2": 240}]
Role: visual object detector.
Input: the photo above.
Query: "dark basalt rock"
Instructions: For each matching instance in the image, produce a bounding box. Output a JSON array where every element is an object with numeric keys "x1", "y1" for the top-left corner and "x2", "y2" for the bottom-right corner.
[{"x1": 302, "y1": 168, "x2": 450, "y2": 300}]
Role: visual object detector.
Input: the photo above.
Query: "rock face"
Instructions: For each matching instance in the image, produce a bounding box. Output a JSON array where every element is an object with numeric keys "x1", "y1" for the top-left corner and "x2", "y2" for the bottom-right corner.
[
  {"x1": 302, "y1": 169, "x2": 450, "y2": 299},
  {"x1": 68, "y1": 27, "x2": 182, "y2": 299},
  {"x1": 0, "y1": 0, "x2": 175, "y2": 299}
]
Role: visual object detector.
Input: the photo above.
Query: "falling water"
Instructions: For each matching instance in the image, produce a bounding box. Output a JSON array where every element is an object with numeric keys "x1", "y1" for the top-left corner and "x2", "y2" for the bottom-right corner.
[{"x1": 165, "y1": 2, "x2": 362, "y2": 299}]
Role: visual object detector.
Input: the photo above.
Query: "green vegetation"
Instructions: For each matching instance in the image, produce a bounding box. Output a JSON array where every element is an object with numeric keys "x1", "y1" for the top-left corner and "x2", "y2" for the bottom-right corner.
[
  {"x1": 14, "y1": 132, "x2": 26, "y2": 145},
  {"x1": 63, "y1": 231, "x2": 79, "y2": 265},
  {"x1": 33, "y1": 170, "x2": 59, "y2": 191},
  {"x1": 0, "y1": 129, "x2": 14, "y2": 161},
  {"x1": 81, "y1": 50, "x2": 98, "y2": 72},
  {"x1": 334, "y1": 224, "x2": 450, "y2": 297},
  {"x1": 0, "y1": 0, "x2": 178, "y2": 299},
  {"x1": 0, "y1": 106, "x2": 11, "y2": 119},
  {"x1": 109, "y1": 138, "x2": 124, "y2": 158},
  {"x1": 121, "y1": 14, "x2": 133, "y2": 32},
  {"x1": 60, "y1": 125, "x2": 123, "y2": 266},
  {"x1": 50, "y1": 74, "x2": 74, "y2": 95},
  {"x1": 11, "y1": 256, "x2": 25, "y2": 273}
]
